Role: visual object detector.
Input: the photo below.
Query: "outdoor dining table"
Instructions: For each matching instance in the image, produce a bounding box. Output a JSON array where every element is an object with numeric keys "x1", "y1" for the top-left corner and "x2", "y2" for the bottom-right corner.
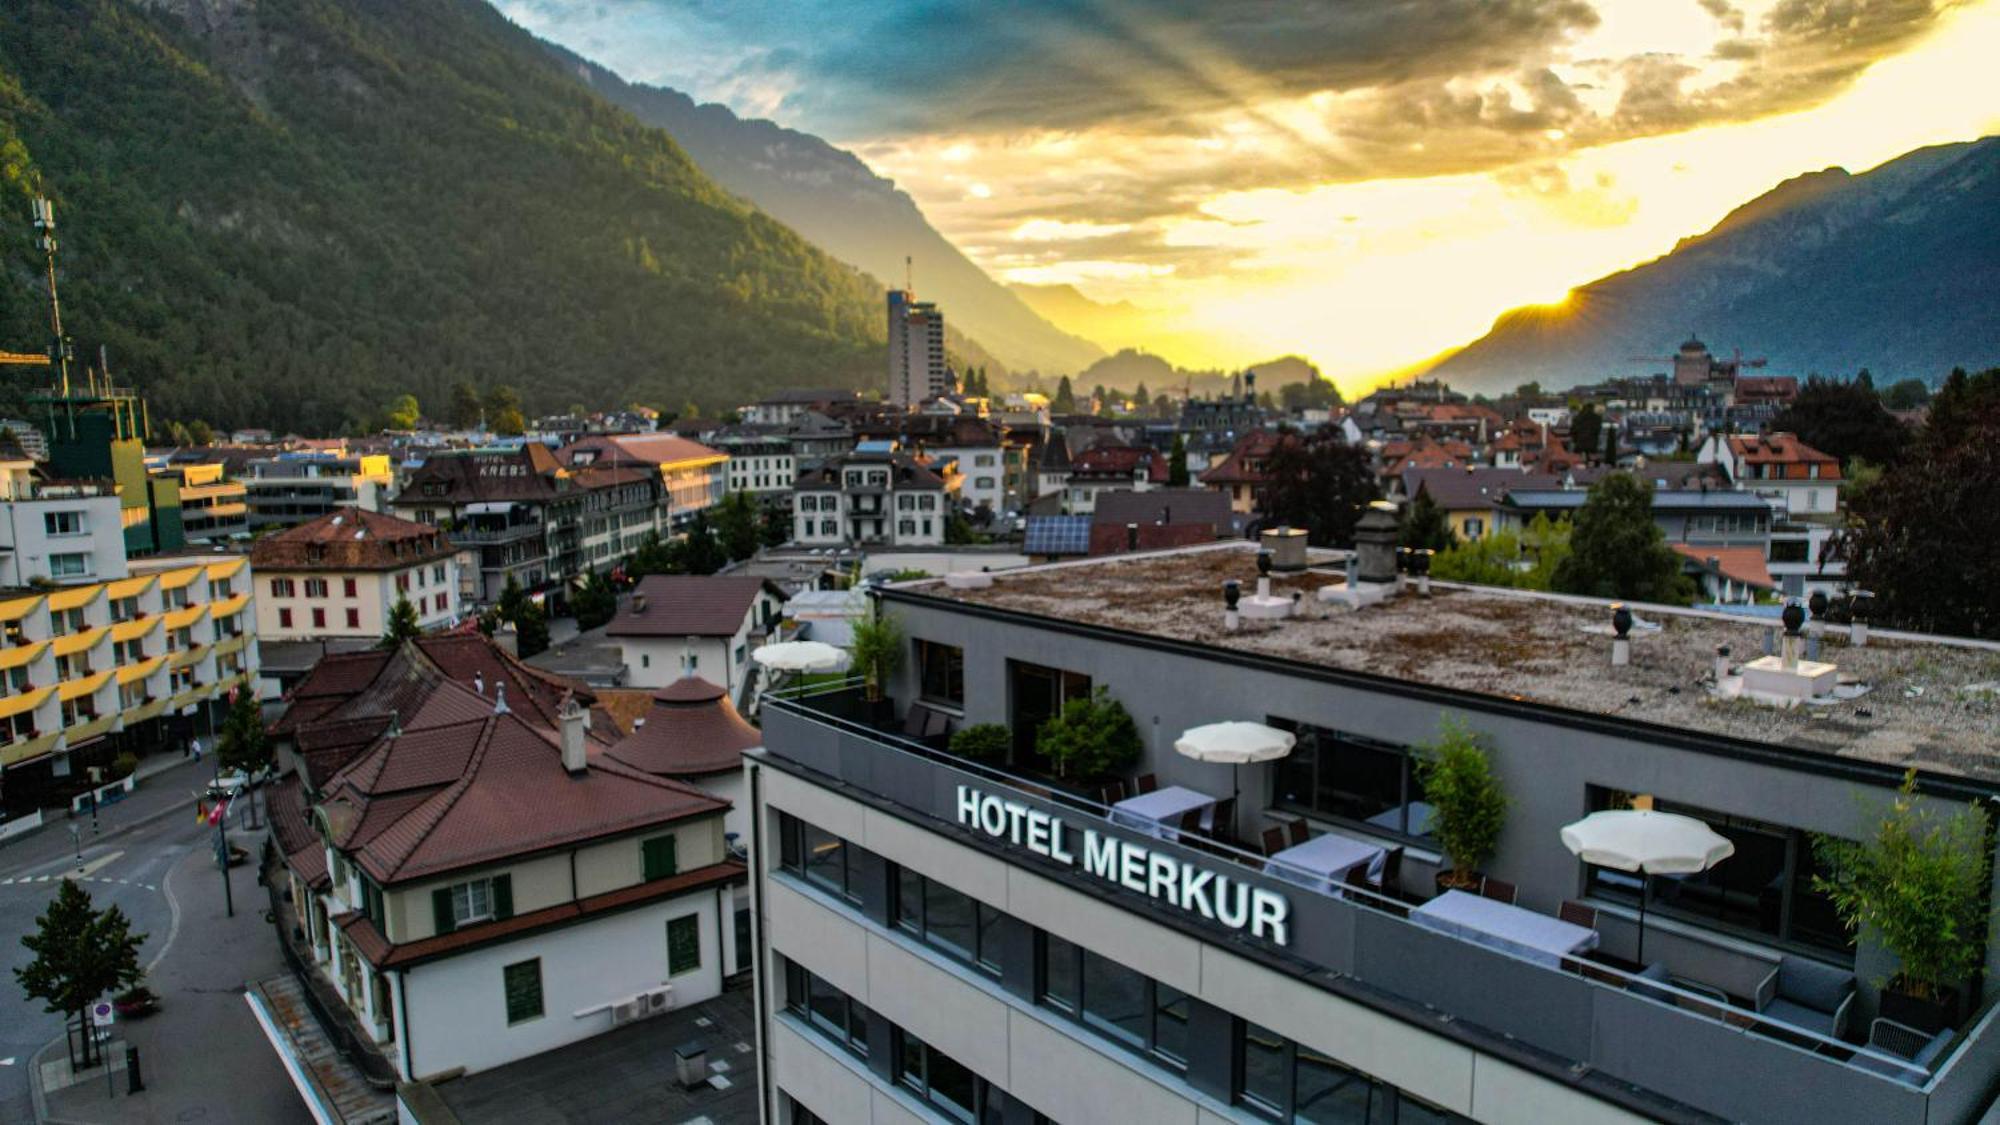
[
  {"x1": 1410, "y1": 889, "x2": 1601, "y2": 968},
  {"x1": 1108, "y1": 786, "x2": 1217, "y2": 840},
  {"x1": 1261, "y1": 832, "x2": 1387, "y2": 895}
]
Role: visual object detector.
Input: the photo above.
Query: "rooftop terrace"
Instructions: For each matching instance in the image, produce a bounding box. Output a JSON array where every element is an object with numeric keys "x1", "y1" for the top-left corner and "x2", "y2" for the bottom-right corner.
[{"x1": 917, "y1": 544, "x2": 2000, "y2": 782}]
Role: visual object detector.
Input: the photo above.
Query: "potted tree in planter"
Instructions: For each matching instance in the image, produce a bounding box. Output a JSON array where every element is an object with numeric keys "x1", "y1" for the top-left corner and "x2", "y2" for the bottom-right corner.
[
  {"x1": 1814, "y1": 771, "x2": 1988, "y2": 1034},
  {"x1": 949, "y1": 723, "x2": 1011, "y2": 765},
  {"x1": 846, "y1": 605, "x2": 903, "y2": 721},
  {"x1": 1413, "y1": 719, "x2": 1508, "y2": 893},
  {"x1": 1036, "y1": 688, "x2": 1141, "y2": 788}
]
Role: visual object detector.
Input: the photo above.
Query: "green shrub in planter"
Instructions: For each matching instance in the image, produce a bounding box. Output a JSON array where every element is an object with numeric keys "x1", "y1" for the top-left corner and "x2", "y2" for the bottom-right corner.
[
  {"x1": 1413, "y1": 718, "x2": 1508, "y2": 889},
  {"x1": 1814, "y1": 770, "x2": 1989, "y2": 1006},
  {"x1": 111, "y1": 752, "x2": 139, "y2": 780},
  {"x1": 1036, "y1": 688, "x2": 1141, "y2": 780},
  {"x1": 949, "y1": 723, "x2": 1011, "y2": 762}
]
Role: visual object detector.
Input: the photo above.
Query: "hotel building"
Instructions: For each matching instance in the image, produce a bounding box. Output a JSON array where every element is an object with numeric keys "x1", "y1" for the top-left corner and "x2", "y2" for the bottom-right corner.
[{"x1": 746, "y1": 542, "x2": 2000, "y2": 1125}]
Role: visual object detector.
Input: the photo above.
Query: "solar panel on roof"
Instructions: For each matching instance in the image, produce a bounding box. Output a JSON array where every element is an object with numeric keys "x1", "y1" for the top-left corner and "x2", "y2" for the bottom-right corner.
[{"x1": 1024, "y1": 515, "x2": 1092, "y2": 556}]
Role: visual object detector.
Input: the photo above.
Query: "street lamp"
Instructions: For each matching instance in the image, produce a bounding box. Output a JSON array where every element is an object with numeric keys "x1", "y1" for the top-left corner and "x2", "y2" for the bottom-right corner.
[{"x1": 69, "y1": 822, "x2": 82, "y2": 875}]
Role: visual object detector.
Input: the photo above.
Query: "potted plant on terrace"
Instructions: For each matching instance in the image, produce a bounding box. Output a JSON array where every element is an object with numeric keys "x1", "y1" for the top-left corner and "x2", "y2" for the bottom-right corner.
[
  {"x1": 949, "y1": 723, "x2": 1011, "y2": 764},
  {"x1": 1037, "y1": 688, "x2": 1141, "y2": 785},
  {"x1": 846, "y1": 605, "x2": 903, "y2": 709},
  {"x1": 1414, "y1": 718, "x2": 1508, "y2": 893},
  {"x1": 1814, "y1": 771, "x2": 1988, "y2": 1034}
]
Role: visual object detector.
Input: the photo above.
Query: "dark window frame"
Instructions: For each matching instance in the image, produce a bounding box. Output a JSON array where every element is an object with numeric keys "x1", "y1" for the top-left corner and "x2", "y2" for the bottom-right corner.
[
  {"x1": 502, "y1": 958, "x2": 544, "y2": 1025},
  {"x1": 894, "y1": 1028, "x2": 986, "y2": 1124},
  {"x1": 914, "y1": 639, "x2": 966, "y2": 708},
  {"x1": 1037, "y1": 932, "x2": 1190, "y2": 1073},
  {"x1": 1235, "y1": 1018, "x2": 1466, "y2": 1124},
  {"x1": 782, "y1": 959, "x2": 870, "y2": 1059},
  {"x1": 1268, "y1": 716, "x2": 1435, "y2": 847},
  {"x1": 777, "y1": 814, "x2": 864, "y2": 904},
  {"x1": 894, "y1": 866, "x2": 1003, "y2": 976},
  {"x1": 667, "y1": 914, "x2": 701, "y2": 976}
]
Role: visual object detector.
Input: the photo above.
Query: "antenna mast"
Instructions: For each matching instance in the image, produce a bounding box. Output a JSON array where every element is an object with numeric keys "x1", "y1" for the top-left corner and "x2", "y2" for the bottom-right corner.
[
  {"x1": 905, "y1": 255, "x2": 912, "y2": 294},
  {"x1": 31, "y1": 197, "x2": 71, "y2": 397}
]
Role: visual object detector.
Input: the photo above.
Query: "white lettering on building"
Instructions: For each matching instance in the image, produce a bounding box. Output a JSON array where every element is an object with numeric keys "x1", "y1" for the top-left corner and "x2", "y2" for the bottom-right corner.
[{"x1": 953, "y1": 785, "x2": 1290, "y2": 946}]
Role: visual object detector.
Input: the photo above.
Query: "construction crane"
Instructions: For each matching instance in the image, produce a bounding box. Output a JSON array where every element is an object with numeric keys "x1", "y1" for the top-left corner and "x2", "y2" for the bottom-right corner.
[{"x1": 0, "y1": 351, "x2": 51, "y2": 367}]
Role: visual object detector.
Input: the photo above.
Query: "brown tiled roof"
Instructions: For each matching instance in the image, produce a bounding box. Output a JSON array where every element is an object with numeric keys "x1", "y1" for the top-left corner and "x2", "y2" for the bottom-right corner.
[
  {"x1": 557, "y1": 434, "x2": 724, "y2": 469},
  {"x1": 250, "y1": 508, "x2": 456, "y2": 573},
  {"x1": 336, "y1": 861, "x2": 744, "y2": 969},
  {"x1": 317, "y1": 677, "x2": 726, "y2": 885},
  {"x1": 591, "y1": 689, "x2": 656, "y2": 736},
  {"x1": 1671, "y1": 544, "x2": 1777, "y2": 590},
  {"x1": 1725, "y1": 432, "x2": 1841, "y2": 478},
  {"x1": 269, "y1": 778, "x2": 330, "y2": 891},
  {"x1": 1090, "y1": 488, "x2": 1234, "y2": 533},
  {"x1": 1402, "y1": 468, "x2": 1561, "y2": 512},
  {"x1": 602, "y1": 676, "x2": 761, "y2": 778},
  {"x1": 607, "y1": 575, "x2": 786, "y2": 638},
  {"x1": 393, "y1": 446, "x2": 565, "y2": 505},
  {"x1": 1088, "y1": 523, "x2": 1212, "y2": 556},
  {"x1": 1198, "y1": 430, "x2": 1289, "y2": 486}
]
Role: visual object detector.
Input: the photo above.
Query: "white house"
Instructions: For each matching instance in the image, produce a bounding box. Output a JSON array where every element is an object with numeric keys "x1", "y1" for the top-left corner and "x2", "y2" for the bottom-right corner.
[
  {"x1": 605, "y1": 575, "x2": 788, "y2": 702},
  {"x1": 791, "y1": 447, "x2": 954, "y2": 547},
  {"x1": 1697, "y1": 431, "x2": 1844, "y2": 517},
  {"x1": 250, "y1": 508, "x2": 461, "y2": 642}
]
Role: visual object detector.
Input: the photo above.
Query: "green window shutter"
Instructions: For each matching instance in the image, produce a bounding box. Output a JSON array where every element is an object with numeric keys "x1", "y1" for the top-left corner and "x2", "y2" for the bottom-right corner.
[
  {"x1": 492, "y1": 874, "x2": 513, "y2": 920},
  {"x1": 503, "y1": 959, "x2": 543, "y2": 1024},
  {"x1": 642, "y1": 835, "x2": 678, "y2": 881},
  {"x1": 667, "y1": 914, "x2": 700, "y2": 975},
  {"x1": 432, "y1": 887, "x2": 455, "y2": 935}
]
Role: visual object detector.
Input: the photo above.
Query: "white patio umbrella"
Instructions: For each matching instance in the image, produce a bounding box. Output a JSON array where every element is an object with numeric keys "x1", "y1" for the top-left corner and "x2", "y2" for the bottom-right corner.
[
  {"x1": 1560, "y1": 809, "x2": 1735, "y2": 962},
  {"x1": 752, "y1": 640, "x2": 848, "y2": 697},
  {"x1": 1174, "y1": 721, "x2": 1296, "y2": 804}
]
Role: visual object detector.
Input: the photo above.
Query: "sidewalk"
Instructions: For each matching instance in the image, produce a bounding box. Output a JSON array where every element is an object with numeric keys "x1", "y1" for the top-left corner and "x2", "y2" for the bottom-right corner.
[
  {"x1": 33, "y1": 831, "x2": 311, "y2": 1124},
  {"x1": 3, "y1": 755, "x2": 222, "y2": 857}
]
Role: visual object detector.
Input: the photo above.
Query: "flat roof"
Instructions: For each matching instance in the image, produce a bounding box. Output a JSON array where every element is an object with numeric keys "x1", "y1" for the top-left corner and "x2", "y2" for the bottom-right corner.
[{"x1": 910, "y1": 543, "x2": 2000, "y2": 782}]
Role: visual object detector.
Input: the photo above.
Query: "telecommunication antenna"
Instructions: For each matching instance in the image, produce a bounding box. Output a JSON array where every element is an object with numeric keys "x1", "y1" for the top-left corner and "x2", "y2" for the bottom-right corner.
[
  {"x1": 31, "y1": 197, "x2": 72, "y2": 397},
  {"x1": 905, "y1": 255, "x2": 913, "y2": 294}
]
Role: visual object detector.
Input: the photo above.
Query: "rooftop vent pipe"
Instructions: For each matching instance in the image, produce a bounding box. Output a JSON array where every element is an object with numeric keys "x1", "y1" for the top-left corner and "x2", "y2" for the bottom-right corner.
[
  {"x1": 1126, "y1": 523, "x2": 1139, "y2": 551},
  {"x1": 1223, "y1": 580, "x2": 1241, "y2": 632},
  {"x1": 1851, "y1": 590, "x2": 1874, "y2": 647},
  {"x1": 1806, "y1": 590, "x2": 1829, "y2": 660},
  {"x1": 1713, "y1": 643, "x2": 1731, "y2": 684},
  {"x1": 1780, "y1": 600, "x2": 1806, "y2": 670},
  {"x1": 1610, "y1": 603, "x2": 1633, "y2": 667}
]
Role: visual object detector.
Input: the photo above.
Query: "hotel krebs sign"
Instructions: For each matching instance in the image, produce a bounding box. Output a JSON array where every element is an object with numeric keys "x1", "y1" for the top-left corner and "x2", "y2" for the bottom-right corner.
[{"x1": 956, "y1": 786, "x2": 1291, "y2": 946}]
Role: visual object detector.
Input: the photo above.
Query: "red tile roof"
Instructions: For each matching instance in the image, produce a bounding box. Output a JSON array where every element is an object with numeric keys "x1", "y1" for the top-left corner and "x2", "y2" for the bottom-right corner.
[
  {"x1": 1070, "y1": 444, "x2": 1169, "y2": 483},
  {"x1": 1088, "y1": 523, "x2": 1213, "y2": 556},
  {"x1": 606, "y1": 575, "x2": 786, "y2": 638},
  {"x1": 251, "y1": 508, "x2": 455, "y2": 573},
  {"x1": 557, "y1": 434, "x2": 725, "y2": 469},
  {"x1": 602, "y1": 676, "x2": 762, "y2": 777},
  {"x1": 1198, "y1": 431, "x2": 1289, "y2": 486},
  {"x1": 1671, "y1": 544, "x2": 1777, "y2": 591},
  {"x1": 316, "y1": 678, "x2": 725, "y2": 885},
  {"x1": 269, "y1": 777, "x2": 330, "y2": 891},
  {"x1": 1725, "y1": 432, "x2": 1841, "y2": 479}
]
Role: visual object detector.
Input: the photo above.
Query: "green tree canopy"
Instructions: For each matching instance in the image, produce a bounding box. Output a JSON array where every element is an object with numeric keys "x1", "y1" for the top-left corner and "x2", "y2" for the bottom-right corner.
[
  {"x1": 1167, "y1": 433, "x2": 1189, "y2": 488},
  {"x1": 1398, "y1": 485, "x2": 1456, "y2": 552},
  {"x1": 449, "y1": 381, "x2": 482, "y2": 428},
  {"x1": 487, "y1": 385, "x2": 526, "y2": 436},
  {"x1": 217, "y1": 686, "x2": 272, "y2": 776},
  {"x1": 1053, "y1": 376, "x2": 1076, "y2": 414},
  {"x1": 1569, "y1": 404, "x2": 1602, "y2": 462},
  {"x1": 1550, "y1": 473, "x2": 1691, "y2": 604},
  {"x1": 383, "y1": 393, "x2": 420, "y2": 430},
  {"x1": 569, "y1": 571, "x2": 617, "y2": 633},
  {"x1": 379, "y1": 595, "x2": 422, "y2": 648},
  {"x1": 714, "y1": 492, "x2": 761, "y2": 562},
  {"x1": 1262, "y1": 432, "x2": 1379, "y2": 547},
  {"x1": 15, "y1": 879, "x2": 146, "y2": 1067},
  {"x1": 1771, "y1": 374, "x2": 1909, "y2": 467},
  {"x1": 1880, "y1": 377, "x2": 1932, "y2": 411}
]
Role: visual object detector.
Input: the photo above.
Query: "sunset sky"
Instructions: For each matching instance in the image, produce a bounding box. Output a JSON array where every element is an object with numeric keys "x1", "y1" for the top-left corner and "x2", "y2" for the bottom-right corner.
[{"x1": 505, "y1": 0, "x2": 2000, "y2": 391}]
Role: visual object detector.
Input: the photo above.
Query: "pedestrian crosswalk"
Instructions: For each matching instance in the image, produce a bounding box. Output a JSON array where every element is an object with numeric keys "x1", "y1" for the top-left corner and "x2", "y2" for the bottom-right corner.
[{"x1": 0, "y1": 873, "x2": 156, "y2": 890}]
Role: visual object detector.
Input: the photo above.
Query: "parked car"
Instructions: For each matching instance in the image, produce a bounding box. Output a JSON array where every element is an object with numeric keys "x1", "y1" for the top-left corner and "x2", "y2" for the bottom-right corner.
[{"x1": 205, "y1": 770, "x2": 248, "y2": 800}]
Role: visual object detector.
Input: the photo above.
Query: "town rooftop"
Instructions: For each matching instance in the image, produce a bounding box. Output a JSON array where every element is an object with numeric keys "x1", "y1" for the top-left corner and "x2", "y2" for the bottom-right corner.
[{"x1": 907, "y1": 543, "x2": 2000, "y2": 781}]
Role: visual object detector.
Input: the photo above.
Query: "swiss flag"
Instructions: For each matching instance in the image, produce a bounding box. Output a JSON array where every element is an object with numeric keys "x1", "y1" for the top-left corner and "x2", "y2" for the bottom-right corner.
[{"x1": 208, "y1": 800, "x2": 224, "y2": 826}]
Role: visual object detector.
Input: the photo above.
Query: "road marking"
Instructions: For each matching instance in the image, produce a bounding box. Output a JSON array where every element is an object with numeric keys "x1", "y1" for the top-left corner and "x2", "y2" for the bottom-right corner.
[
  {"x1": 76, "y1": 849, "x2": 124, "y2": 879},
  {"x1": 144, "y1": 884, "x2": 156, "y2": 890},
  {"x1": 0, "y1": 1056, "x2": 13, "y2": 1066}
]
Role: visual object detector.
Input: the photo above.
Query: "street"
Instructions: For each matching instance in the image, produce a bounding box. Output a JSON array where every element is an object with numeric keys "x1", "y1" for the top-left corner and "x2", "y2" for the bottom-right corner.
[{"x1": 0, "y1": 758, "x2": 308, "y2": 1124}]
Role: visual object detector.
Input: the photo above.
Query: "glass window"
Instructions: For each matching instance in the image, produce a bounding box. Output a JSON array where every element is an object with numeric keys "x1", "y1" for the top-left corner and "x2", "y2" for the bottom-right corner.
[
  {"x1": 897, "y1": 1032, "x2": 978, "y2": 1124},
  {"x1": 1295, "y1": 1045, "x2": 1382, "y2": 1124},
  {"x1": 1080, "y1": 949, "x2": 1148, "y2": 1048},
  {"x1": 915, "y1": 639, "x2": 965, "y2": 706},
  {"x1": 1241, "y1": 1020, "x2": 1288, "y2": 1115},
  {"x1": 667, "y1": 914, "x2": 700, "y2": 975},
  {"x1": 452, "y1": 879, "x2": 494, "y2": 925},
  {"x1": 1041, "y1": 934, "x2": 1078, "y2": 1012},
  {"x1": 503, "y1": 959, "x2": 543, "y2": 1024},
  {"x1": 1270, "y1": 719, "x2": 1431, "y2": 844},
  {"x1": 802, "y1": 823, "x2": 852, "y2": 899},
  {"x1": 895, "y1": 867, "x2": 1003, "y2": 975}
]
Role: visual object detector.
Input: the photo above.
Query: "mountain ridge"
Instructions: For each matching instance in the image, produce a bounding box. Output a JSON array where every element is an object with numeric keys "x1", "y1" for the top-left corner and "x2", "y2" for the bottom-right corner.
[
  {"x1": 1425, "y1": 137, "x2": 2000, "y2": 394},
  {"x1": 547, "y1": 43, "x2": 1104, "y2": 378}
]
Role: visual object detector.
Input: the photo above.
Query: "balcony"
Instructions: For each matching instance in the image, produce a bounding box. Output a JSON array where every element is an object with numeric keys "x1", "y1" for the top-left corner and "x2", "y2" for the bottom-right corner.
[
  {"x1": 449, "y1": 520, "x2": 544, "y2": 546},
  {"x1": 759, "y1": 691, "x2": 2000, "y2": 1125}
]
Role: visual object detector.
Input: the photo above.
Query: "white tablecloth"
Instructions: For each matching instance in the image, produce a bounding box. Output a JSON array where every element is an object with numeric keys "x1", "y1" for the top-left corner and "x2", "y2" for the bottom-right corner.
[
  {"x1": 1410, "y1": 889, "x2": 1600, "y2": 967},
  {"x1": 1109, "y1": 786, "x2": 1217, "y2": 839},
  {"x1": 1262, "y1": 833, "x2": 1387, "y2": 894}
]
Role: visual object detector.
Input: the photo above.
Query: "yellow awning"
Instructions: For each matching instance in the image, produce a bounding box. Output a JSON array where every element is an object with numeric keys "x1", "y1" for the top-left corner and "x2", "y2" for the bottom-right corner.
[
  {"x1": 156, "y1": 566, "x2": 201, "y2": 590},
  {"x1": 0, "y1": 686, "x2": 52, "y2": 720},
  {"x1": 208, "y1": 593, "x2": 250, "y2": 618},
  {"x1": 51, "y1": 628, "x2": 107, "y2": 658},
  {"x1": 0, "y1": 595, "x2": 44, "y2": 623},
  {"x1": 57, "y1": 671, "x2": 112, "y2": 701},
  {"x1": 205, "y1": 557, "x2": 249, "y2": 580},
  {"x1": 163, "y1": 604, "x2": 210, "y2": 630},
  {"x1": 110, "y1": 617, "x2": 161, "y2": 643},
  {"x1": 116, "y1": 657, "x2": 166, "y2": 685},
  {"x1": 103, "y1": 575, "x2": 156, "y2": 600},
  {"x1": 46, "y1": 585, "x2": 104, "y2": 612},
  {"x1": 0, "y1": 641, "x2": 47, "y2": 671}
]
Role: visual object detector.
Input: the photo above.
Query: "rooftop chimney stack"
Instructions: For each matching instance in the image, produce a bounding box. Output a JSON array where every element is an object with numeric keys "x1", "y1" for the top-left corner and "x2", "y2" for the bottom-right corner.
[
  {"x1": 1354, "y1": 502, "x2": 1401, "y2": 585},
  {"x1": 1126, "y1": 522, "x2": 1139, "y2": 552},
  {"x1": 1806, "y1": 591, "x2": 1829, "y2": 661},
  {"x1": 1851, "y1": 590, "x2": 1874, "y2": 647},
  {"x1": 1610, "y1": 603, "x2": 1633, "y2": 667},
  {"x1": 1412, "y1": 548, "x2": 1434, "y2": 597},
  {"x1": 1713, "y1": 643, "x2": 1732, "y2": 684},
  {"x1": 1780, "y1": 601, "x2": 1806, "y2": 670},
  {"x1": 559, "y1": 698, "x2": 587, "y2": 775},
  {"x1": 1223, "y1": 580, "x2": 1241, "y2": 632},
  {"x1": 1256, "y1": 550, "x2": 1273, "y2": 599},
  {"x1": 634, "y1": 593, "x2": 648, "y2": 615}
]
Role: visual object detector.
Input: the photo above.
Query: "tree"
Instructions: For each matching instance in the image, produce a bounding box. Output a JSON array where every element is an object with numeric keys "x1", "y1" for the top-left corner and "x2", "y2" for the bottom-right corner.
[
  {"x1": 1037, "y1": 687, "x2": 1142, "y2": 781},
  {"x1": 16, "y1": 880, "x2": 146, "y2": 1067},
  {"x1": 675, "y1": 511, "x2": 726, "y2": 576},
  {"x1": 1167, "y1": 434, "x2": 1189, "y2": 488},
  {"x1": 378, "y1": 596, "x2": 422, "y2": 648},
  {"x1": 450, "y1": 380, "x2": 483, "y2": 428},
  {"x1": 759, "y1": 504, "x2": 791, "y2": 549},
  {"x1": 1569, "y1": 404, "x2": 1601, "y2": 462},
  {"x1": 1414, "y1": 719, "x2": 1508, "y2": 889},
  {"x1": 487, "y1": 385, "x2": 526, "y2": 436},
  {"x1": 569, "y1": 572, "x2": 617, "y2": 632},
  {"x1": 186, "y1": 419, "x2": 215, "y2": 446},
  {"x1": 1881, "y1": 377, "x2": 1932, "y2": 411},
  {"x1": 1771, "y1": 374, "x2": 1908, "y2": 467},
  {"x1": 949, "y1": 723, "x2": 1011, "y2": 763},
  {"x1": 1844, "y1": 367, "x2": 2000, "y2": 638},
  {"x1": 216, "y1": 687, "x2": 272, "y2": 777},
  {"x1": 714, "y1": 492, "x2": 761, "y2": 562},
  {"x1": 847, "y1": 604, "x2": 903, "y2": 702},
  {"x1": 1550, "y1": 473, "x2": 1692, "y2": 604},
  {"x1": 1815, "y1": 772, "x2": 1989, "y2": 1003},
  {"x1": 944, "y1": 511, "x2": 976, "y2": 545},
  {"x1": 1134, "y1": 382, "x2": 1150, "y2": 410},
  {"x1": 1399, "y1": 485, "x2": 1456, "y2": 552},
  {"x1": 383, "y1": 394, "x2": 420, "y2": 430},
  {"x1": 1053, "y1": 376, "x2": 1076, "y2": 414},
  {"x1": 1602, "y1": 425, "x2": 1619, "y2": 466},
  {"x1": 1279, "y1": 377, "x2": 1343, "y2": 413},
  {"x1": 494, "y1": 574, "x2": 549, "y2": 657},
  {"x1": 1261, "y1": 432, "x2": 1380, "y2": 547}
]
